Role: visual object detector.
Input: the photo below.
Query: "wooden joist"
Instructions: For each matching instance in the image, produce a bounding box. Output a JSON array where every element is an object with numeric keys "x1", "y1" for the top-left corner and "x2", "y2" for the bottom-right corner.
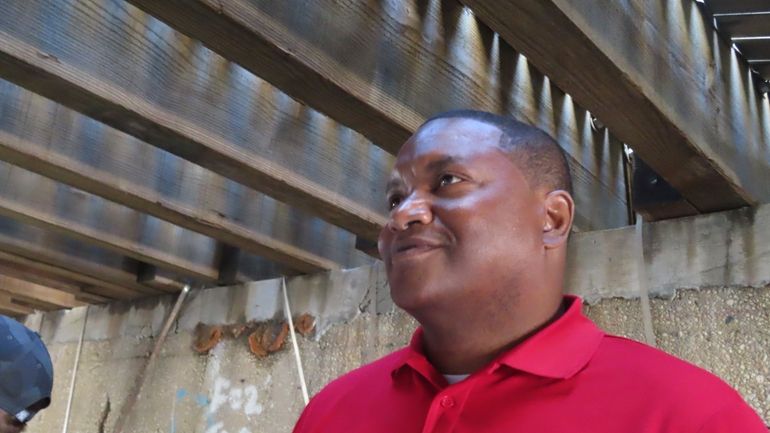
[
  {"x1": 0, "y1": 216, "x2": 162, "y2": 299},
  {"x1": 127, "y1": 0, "x2": 628, "y2": 230},
  {"x1": 0, "y1": 275, "x2": 83, "y2": 310},
  {"x1": 0, "y1": 260, "x2": 108, "y2": 304},
  {"x1": 0, "y1": 294, "x2": 33, "y2": 317},
  {"x1": 0, "y1": 0, "x2": 391, "y2": 242},
  {"x1": 0, "y1": 162, "x2": 220, "y2": 283},
  {"x1": 0, "y1": 250, "x2": 145, "y2": 301},
  {"x1": 0, "y1": 80, "x2": 365, "y2": 274},
  {"x1": 127, "y1": 0, "x2": 416, "y2": 154},
  {"x1": 461, "y1": 0, "x2": 770, "y2": 216}
]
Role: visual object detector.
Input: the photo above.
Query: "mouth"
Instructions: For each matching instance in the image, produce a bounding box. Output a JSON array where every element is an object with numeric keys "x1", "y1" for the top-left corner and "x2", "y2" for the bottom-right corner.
[{"x1": 391, "y1": 239, "x2": 445, "y2": 260}]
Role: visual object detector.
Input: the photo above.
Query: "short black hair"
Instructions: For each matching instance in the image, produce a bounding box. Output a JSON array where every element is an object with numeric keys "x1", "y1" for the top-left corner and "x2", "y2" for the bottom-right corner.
[{"x1": 423, "y1": 110, "x2": 573, "y2": 195}]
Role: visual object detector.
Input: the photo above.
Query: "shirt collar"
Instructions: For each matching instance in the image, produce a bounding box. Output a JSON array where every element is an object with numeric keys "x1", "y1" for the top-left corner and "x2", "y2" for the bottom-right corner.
[{"x1": 392, "y1": 296, "x2": 604, "y2": 382}]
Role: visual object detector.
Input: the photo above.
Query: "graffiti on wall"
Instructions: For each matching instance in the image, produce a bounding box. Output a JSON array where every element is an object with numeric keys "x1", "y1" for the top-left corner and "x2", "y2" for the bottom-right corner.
[{"x1": 171, "y1": 375, "x2": 270, "y2": 433}]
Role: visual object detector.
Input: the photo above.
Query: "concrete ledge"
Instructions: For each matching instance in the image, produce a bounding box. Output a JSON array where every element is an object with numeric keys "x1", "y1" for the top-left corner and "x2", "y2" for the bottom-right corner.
[{"x1": 567, "y1": 204, "x2": 770, "y2": 302}]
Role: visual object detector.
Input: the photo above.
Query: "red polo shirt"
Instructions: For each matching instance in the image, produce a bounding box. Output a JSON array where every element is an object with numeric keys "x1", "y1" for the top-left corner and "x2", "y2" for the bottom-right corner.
[{"x1": 293, "y1": 296, "x2": 767, "y2": 432}]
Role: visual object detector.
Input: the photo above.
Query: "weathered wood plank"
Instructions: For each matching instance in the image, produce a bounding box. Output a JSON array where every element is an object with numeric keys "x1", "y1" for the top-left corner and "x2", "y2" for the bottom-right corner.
[
  {"x1": 0, "y1": 275, "x2": 83, "y2": 310},
  {"x1": 0, "y1": 0, "x2": 391, "y2": 241},
  {"x1": 0, "y1": 215, "x2": 160, "y2": 299},
  {"x1": 462, "y1": 0, "x2": 770, "y2": 214},
  {"x1": 126, "y1": 0, "x2": 629, "y2": 229},
  {"x1": 708, "y1": 0, "x2": 770, "y2": 14},
  {"x1": 0, "y1": 294, "x2": 33, "y2": 316},
  {"x1": 0, "y1": 80, "x2": 368, "y2": 273},
  {"x1": 0, "y1": 161, "x2": 221, "y2": 282},
  {"x1": 716, "y1": 13, "x2": 770, "y2": 37},
  {"x1": 0, "y1": 261, "x2": 107, "y2": 304},
  {"x1": 0, "y1": 250, "x2": 142, "y2": 301}
]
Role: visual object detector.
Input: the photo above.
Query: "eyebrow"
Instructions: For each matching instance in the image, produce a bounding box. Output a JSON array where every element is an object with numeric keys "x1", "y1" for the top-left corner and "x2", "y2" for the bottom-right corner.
[
  {"x1": 425, "y1": 155, "x2": 460, "y2": 173},
  {"x1": 386, "y1": 178, "x2": 402, "y2": 193},
  {"x1": 385, "y1": 155, "x2": 464, "y2": 192}
]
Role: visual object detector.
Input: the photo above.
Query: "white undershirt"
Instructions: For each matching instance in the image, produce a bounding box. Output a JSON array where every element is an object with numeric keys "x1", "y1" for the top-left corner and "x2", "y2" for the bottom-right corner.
[{"x1": 443, "y1": 373, "x2": 470, "y2": 385}]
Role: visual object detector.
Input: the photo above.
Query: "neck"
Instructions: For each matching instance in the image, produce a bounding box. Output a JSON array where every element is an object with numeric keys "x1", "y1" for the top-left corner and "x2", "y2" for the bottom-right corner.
[{"x1": 416, "y1": 296, "x2": 566, "y2": 375}]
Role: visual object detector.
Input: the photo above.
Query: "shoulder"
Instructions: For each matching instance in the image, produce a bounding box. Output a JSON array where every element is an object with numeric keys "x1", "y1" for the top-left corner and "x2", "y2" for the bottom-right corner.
[
  {"x1": 591, "y1": 335, "x2": 764, "y2": 428},
  {"x1": 595, "y1": 335, "x2": 737, "y2": 396}
]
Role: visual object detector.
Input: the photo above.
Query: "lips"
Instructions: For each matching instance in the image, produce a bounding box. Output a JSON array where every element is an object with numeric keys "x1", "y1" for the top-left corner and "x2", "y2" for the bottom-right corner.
[{"x1": 390, "y1": 237, "x2": 446, "y2": 259}]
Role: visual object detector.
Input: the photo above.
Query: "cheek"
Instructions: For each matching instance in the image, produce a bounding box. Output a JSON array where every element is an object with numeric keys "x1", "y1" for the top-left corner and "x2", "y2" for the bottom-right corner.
[{"x1": 443, "y1": 201, "x2": 541, "y2": 262}]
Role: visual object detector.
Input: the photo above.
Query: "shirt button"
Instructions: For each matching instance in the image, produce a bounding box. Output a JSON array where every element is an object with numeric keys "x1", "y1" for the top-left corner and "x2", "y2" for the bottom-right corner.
[{"x1": 440, "y1": 395, "x2": 455, "y2": 408}]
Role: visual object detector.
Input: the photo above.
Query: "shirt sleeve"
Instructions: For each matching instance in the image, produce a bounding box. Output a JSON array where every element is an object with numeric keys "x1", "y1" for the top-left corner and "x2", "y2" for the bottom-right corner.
[{"x1": 695, "y1": 400, "x2": 768, "y2": 433}]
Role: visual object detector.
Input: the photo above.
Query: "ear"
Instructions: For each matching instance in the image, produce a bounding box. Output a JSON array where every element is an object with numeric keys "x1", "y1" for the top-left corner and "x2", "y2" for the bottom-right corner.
[{"x1": 542, "y1": 190, "x2": 574, "y2": 249}]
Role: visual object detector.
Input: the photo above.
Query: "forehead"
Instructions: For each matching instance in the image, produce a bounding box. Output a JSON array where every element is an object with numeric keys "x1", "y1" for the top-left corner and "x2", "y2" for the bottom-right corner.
[{"x1": 395, "y1": 117, "x2": 507, "y2": 167}]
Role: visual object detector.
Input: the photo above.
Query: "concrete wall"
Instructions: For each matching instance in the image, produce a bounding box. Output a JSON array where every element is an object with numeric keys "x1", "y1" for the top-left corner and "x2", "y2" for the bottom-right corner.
[{"x1": 22, "y1": 204, "x2": 770, "y2": 433}]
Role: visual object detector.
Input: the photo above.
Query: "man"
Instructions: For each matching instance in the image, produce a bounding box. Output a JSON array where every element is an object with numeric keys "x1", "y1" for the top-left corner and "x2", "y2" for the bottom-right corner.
[
  {"x1": 0, "y1": 315, "x2": 54, "y2": 433},
  {"x1": 293, "y1": 110, "x2": 767, "y2": 432}
]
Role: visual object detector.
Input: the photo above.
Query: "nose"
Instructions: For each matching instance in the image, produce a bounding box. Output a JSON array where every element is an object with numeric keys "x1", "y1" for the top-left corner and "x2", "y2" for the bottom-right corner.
[{"x1": 387, "y1": 193, "x2": 433, "y2": 232}]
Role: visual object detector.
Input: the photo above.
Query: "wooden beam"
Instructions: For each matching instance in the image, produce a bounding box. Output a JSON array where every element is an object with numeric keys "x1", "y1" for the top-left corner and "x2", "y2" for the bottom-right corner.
[
  {"x1": 127, "y1": 0, "x2": 416, "y2": 154},
  {"x1": 0, "y1": 82, "x2": 356, "y2": 274},
  {"x1": 124, "y1": 0, "x2": 629, "y2": 230},
  {"x1": 0, "y1": 250, "x2": 143, "y2": 301},
  {"x1": 0, "y1": 0, "x2": 629, "y2": 232},
  {"x1": 0, "y1": 260, "x2": 107, "y2": 304},
  {"x1": 707, "y1": 0, "x2": 770, "y2": 14},
  {"x1": 0, "y1": 161, "x2": 219, "y2": 282},
  {"x1": 716, "y1": 13, "x2": 770, "y2": 37},
  {"x1": 461, "y1": 0, "x2": 770, "y2": 215},
  {"x1": 0, "y1": 0, "x2": 391, "y2": 241},
  {"x1": 0, "y1": 215, "x2": 160, "y2": 299},
  {"x1": 0, "y1": 294, "x2": 33, "y2": 316},
  {"x1": 0, "y1": 275, "x2": 83, "y2": 309}
]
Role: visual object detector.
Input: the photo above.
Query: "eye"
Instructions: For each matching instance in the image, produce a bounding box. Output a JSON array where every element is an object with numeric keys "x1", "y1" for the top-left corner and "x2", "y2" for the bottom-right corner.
[
  {"x1": 387, "y1": 195, "x2": 403, "y2": 210},
  {"x1": 438, "y1": 174, "x2": 463, "y2": 187}
]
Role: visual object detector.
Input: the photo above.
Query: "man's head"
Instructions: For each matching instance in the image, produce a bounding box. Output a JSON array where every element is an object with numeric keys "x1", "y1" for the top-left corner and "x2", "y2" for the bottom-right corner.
[
  {"x1": 0, "y1": 316, "x2": 53, "y2": 433},
  {"x1": 378, "y1": 110, "x2": 574, "y2": 324}
]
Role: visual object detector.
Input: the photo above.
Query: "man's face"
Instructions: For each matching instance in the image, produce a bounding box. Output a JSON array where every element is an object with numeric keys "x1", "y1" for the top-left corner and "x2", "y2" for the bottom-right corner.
[
  {"x1": 378, "y1": 118, "x2": 546, "y2": 314},
  {"x1": 0, "y1": 409, "x2": 24, "y2": 433}
]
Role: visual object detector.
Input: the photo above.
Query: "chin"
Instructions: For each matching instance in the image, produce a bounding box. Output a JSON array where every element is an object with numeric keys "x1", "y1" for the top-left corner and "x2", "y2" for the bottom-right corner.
[
  {"x1": 390, "y1": 280, "x2": 430, "y2": 310},
  {"x1": 389, "y1": 279, "x2": 453, "y2": 316}
]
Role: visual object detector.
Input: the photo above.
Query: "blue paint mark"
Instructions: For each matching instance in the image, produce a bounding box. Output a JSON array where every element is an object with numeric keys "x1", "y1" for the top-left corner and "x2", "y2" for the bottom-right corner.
[
  {"x1": 206, "y1": 414, "x2": 215, "y2": 427},
  {"x1": 195, "y1": 394, "x2": 210, "y2": 407},
  {"x1": 176, "y1": 388, "x2": 188, "y2": 400}
]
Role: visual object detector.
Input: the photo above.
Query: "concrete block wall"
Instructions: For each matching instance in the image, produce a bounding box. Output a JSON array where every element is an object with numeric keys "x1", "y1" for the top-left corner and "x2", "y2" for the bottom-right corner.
[{"x1": 21, "y1": 204, "x2": 770, "y2": 432}]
